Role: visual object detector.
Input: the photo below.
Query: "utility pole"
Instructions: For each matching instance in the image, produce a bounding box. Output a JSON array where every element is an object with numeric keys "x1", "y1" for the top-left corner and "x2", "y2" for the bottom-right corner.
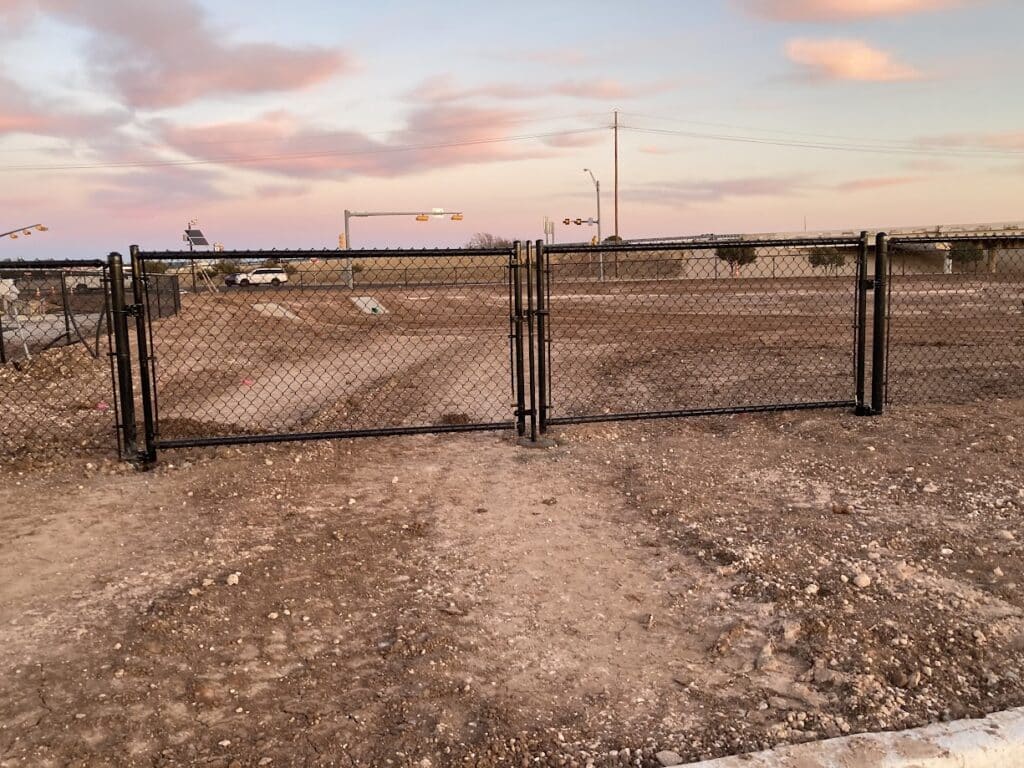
[{"x1": 613, "y1": 109, "x2": 619, "y2": 239}]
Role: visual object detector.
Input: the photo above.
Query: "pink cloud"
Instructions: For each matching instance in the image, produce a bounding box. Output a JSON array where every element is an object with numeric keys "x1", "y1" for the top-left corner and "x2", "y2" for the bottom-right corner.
[
  {"x1": 4, "y1": 0, "x2": 348, "y2": 108},
  {"x1": 834, "y1": 176, "x2": 918, "y2": 192},
  {"x1": 739, "y1": 0, "x2": 972, "y2": 21},
  {"x1": 638, "y1": 145, "x2": 675, "y2": 156},
  {"x1": 786, "y1": 38, "x2": 922, "y2": 82},
  {"x1": 0, "y1": 75, "x2": 127, "y2": 141},
  {"x1": 158, "y1": 105, "x2": 553, "y2": 179}
]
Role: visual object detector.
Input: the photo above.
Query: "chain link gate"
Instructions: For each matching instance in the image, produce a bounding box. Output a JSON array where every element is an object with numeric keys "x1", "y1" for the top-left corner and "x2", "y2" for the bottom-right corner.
[
  {"x1": 530, "y1": 235, "x2": 878, "y2": 433},
  {"x1": 118, "y1": 244, "x2": 527, "y2": 461},
  {"x1": 886, "y1": 234, "x2": 1024, "y2": 405}
]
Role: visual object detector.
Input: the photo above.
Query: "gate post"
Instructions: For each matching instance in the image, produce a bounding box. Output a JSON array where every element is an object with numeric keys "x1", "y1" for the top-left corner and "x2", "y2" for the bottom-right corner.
[
  {"x1": 535, "y1": 239, "x2": 549, "y2": 435},
  {"x1": 130, "y1": 245, "x2": 158, "y2": 463},
  {"x1": 511, "y1": 242, "x2": 527, "y2": 437},
  {"x1": 854, "y1": 231, "x2": 870, "y2": 415},
  {"x1": 108, "y1": 252, "x2": 138, "y2": 458},
  {"x1": 870, "y1": 232, "x2": 889, "y2": 415}
]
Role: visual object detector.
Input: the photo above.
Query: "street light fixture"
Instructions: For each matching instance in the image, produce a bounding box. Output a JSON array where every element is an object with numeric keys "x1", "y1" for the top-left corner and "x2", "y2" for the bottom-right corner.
[{"x1": 2, "y1": 223, "x2": 49, "y2": 240}]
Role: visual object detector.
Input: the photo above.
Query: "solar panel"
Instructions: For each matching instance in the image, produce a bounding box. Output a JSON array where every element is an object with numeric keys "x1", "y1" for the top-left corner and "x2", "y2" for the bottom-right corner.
[{"x1": 185, "y1": 228, "x2": 209, "y2": 246}]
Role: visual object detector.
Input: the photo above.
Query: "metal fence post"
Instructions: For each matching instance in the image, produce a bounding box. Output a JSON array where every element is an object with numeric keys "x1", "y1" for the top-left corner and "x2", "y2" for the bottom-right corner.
[
  {"x1": 854, "y1": 231, "x2": 870, "y2": 415},
  {"x1": 535, "y1": 239, "x2": 549, "y2": 434},
  {"x1": 108, "y1": 252, "x2": 138, "y2": 458},
  {"x1": 871, "y1": 232, "x2": 889, "y2": 414},
  {"x1": 130, "y1": 245, "x2": 158, "y2": 462},
  {"x1": 511, "y1": 242, "x2": 527, "y2": 437}
]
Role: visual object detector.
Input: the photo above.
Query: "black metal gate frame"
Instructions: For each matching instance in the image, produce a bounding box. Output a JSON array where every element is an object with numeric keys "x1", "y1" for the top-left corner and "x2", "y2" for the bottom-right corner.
[
  {"x1": 531, "y1": 234, "x2": 887, "y2": 433},
  {"x1": 34, "y1": 233, "x2": 898, "y2": 463},
  {"x1": 117, "y1": 244, "x2": 526, "y2": 461}
]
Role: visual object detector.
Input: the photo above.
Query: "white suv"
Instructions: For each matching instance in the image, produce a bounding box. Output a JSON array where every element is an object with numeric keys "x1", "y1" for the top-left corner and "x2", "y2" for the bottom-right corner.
[{"x1": 225, "y1": 267, "x2": 288, "y2": 287}]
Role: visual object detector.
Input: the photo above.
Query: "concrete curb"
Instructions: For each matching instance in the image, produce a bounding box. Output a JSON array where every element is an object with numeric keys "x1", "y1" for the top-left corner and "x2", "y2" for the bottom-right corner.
[{"x1": 680, "y1": 707, "x2": 1024, "y2": 767}]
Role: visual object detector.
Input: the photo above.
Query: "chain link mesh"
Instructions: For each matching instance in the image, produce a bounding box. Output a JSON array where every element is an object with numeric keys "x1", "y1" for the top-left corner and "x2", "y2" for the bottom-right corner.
[
  {"x1": 887, "y1": 237, "x2": 1024, "y2": 404},
  {"x1": 0, "y1": 265, "x2": 117, "y2": 458},
  {"x1": 137, "y1": 249, "x2": 517, "y2": 445}
]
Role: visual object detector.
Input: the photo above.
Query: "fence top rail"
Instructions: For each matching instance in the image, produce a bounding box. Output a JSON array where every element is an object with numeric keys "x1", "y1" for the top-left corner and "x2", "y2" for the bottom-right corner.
[
  {"x1": 133, "y1": 246, "x2": 517, "y2": 262},
  {"x1": 889, "y1": 235, "x2": 1024, "y2": 245},
  {"x1": 0, "y1": 259, "x2": 106, "y2": 269},
  {"x1": 545, "y1": 236, "x2": 863, "y2": 254}
]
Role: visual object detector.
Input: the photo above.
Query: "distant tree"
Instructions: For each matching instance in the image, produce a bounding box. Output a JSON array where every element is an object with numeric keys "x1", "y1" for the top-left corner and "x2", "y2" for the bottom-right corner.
[
  {"x1": 144, "y1": 260, "x2": 169, "y2": 274},
  {"x1": 807, "y1": 250, "x2": 846, "y2": 275},
  {"x1": 465, "y1": 232, "x2": 513, "y2": 249},
  {"x1": 261, "y1": 258, "x2": 298, "y2": 275},
  {"x1": 716, "y1": 245, "x2": 757, "y2": 277},
  {"x1": 948, "y1": 241, "x2": 984, "y2": 271},
  {"x1": 602, "y1": 235, "x2": 624, "y2": 244}
]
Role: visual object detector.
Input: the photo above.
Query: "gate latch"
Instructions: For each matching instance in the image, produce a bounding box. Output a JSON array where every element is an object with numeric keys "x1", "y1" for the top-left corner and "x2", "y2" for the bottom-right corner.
[{"x1": 123, "y1": 303, "x2": 143, "y2": 317}]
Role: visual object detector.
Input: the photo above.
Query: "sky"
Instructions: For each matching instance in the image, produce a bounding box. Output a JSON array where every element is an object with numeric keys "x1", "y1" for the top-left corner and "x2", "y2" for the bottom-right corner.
[{"x1": 1, "y1": 0, "x2": 1022, "y2": 257}]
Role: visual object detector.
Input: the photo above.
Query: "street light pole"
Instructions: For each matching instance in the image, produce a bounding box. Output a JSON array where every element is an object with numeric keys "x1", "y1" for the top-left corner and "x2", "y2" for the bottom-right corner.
[
  {"x1": 583, "y1": 169, "x2": 604, "y2": 281},
  {"x1": 583, "y1": 169, "x2": 601, "y2": 243}
]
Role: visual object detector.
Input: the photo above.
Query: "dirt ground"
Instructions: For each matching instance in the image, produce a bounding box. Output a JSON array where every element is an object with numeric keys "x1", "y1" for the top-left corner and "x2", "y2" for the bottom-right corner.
[{"x1": 2, "y1": 399, "x2": 1024, "y2": 767}]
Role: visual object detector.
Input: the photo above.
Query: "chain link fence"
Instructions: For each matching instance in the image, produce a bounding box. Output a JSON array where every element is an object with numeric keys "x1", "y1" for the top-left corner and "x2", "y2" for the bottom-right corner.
[
  {"x1": 131, "y1": 247, "x2": 522, "y2": 451},
  {"x1": 886, "y1": 236, "x2": 1024, "y2": 404},
  {"x1": 538, "y1": 238, "x2": 866, "y2": 426},
  {"x1": 0, "y1": 262, "x2": 119, "y2": 459}
]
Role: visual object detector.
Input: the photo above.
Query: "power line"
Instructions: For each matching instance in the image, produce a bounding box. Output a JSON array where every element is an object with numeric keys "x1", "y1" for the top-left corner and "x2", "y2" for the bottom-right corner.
[
  {"x1": 0, "y1": 127, "x2": 607, "y2": 173},
  {"x1": 0, "y1": 111, "x2": 610, "y2": 155},
  {"x1": 619, "y1": 125, "x2": 1024, "y2": 159},
  {"x1": 620, "y1": 111, "x2": 945, "y2": 150}
]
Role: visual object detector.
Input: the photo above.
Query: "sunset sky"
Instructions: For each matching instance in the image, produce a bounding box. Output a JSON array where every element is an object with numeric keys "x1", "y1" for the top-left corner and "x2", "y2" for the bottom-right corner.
[{"x1": 1, "y1": 0, "x2": 1022, "y2": 257}]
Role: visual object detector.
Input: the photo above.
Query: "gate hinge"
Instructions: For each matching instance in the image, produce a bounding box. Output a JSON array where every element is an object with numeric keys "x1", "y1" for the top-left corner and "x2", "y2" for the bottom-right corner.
[
  {"x1": 123, "y1": 303, "x2": 143, "y2": 317},
  {"x1": 861, "y1": 279, "x2": 875, "y2": 291}
]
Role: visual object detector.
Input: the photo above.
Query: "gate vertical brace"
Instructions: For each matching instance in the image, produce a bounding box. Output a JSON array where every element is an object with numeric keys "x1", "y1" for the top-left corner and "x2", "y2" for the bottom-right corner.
[
  {"x1": 535, "y1": 240, "x2": 549, "y2": 435},
  {"x1": 870, "y1": 232, "x2": 889, "y2": 415},
  {"x1": 854, "y1": 231, "x2": 871, "y2": 415},
  {"x1": 511, "y1": 242, "x2": 527, "y2": 437},
  {"x1": 130, "y1": 245, "x2": 158, "y2": 463},
  {"x1": 525, "y1": 242, "x2": 539, "y2": 442},
  {"x1": 108, "y1": 252, "x2": 138, "y2": 459}
]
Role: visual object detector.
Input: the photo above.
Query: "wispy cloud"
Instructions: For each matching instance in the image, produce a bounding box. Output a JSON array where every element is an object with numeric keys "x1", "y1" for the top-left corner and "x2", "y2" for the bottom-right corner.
[
  {"x1": 409, "y1": 75, "x2": 676, "y2": 104},
  {"x1": 833, "y1": 176, "x2": 919, "y2": 192},
  {"x1": 3, "y1": 0, "x2": 349, "y2": 109},
  {"x1": 738, "y1": 0, "x2": 974, "y2": 21},
  {"x1": 918, "y1": 131, "x2": 1024, "y2": 150},
  {"x1": 786, "y1": 38, "x2": 922, "y2": 82},
  {"x1": 626, "y1": 176, "x2": 808, "y2": 206}
]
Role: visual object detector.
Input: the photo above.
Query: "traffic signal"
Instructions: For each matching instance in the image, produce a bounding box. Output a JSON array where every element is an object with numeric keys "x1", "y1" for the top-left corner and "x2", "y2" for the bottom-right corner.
[
  {"x1": 574, "y1": 218, "x2": 583, "y2": 225},
  {"x1": 337, "y1": 234, "x2": 346, "y2": 249},
  {"x1": 562, "y1": 218, "x2": 570, "y2": 225}
]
